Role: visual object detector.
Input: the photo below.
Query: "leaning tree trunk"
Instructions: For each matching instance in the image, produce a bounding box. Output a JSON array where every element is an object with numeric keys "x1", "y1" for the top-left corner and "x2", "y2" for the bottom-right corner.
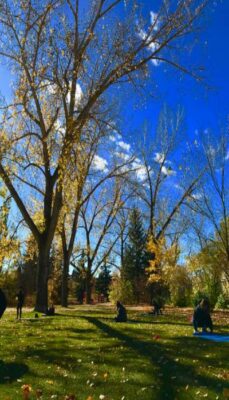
[
  {"x1": 61, "y1": 254, "x2": 69, "y2": 307},
  {"x1": 35, "y1": 243, "x2": 50, "y2": 312}
]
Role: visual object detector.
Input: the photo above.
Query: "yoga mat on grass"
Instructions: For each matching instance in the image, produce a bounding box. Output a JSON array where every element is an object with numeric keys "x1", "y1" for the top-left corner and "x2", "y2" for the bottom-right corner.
[{"x1": 193, "y1": 333, "x2": 229, "y2": 343}]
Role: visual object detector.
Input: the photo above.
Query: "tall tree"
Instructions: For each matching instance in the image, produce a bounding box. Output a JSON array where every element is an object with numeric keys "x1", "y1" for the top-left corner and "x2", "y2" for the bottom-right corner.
[
  {"x1": 185, "y1": 131, "x2": 229, "y2": 285},
  {"x1": 60, "y1": 136, "x2": 133, "y2": 307},
  {"x1": 122, "y1": 207, "x2": 147, "y2": 301},
  {"x1": 78, "y1": 180, "x2": 124, "y2": 303},
  {"x1": 0, "y1": 0, "x2": 207, "y2": 311}
]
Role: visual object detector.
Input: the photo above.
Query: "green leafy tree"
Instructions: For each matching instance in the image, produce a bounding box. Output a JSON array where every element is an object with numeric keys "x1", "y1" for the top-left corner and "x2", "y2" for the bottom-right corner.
[
  {"x1": 109, "y1": 273, "x2": 135, "y2": 305},
  {"x1": 187, "y1": 241, "x2": 225, "y2": 307},
  {"x1": 164, "y1": 264, "x2": 192, "y2": 307}
]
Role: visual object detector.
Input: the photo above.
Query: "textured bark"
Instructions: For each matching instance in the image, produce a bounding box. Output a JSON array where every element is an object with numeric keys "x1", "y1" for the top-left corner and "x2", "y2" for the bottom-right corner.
[
  {"x1": 35, "y1": 244, "x2": 50, "y2": 312},
  {"x1": 61, "y1": 256, "x2": 69, "y2": 307},
  {"x1": 85, "y1": 266, "x2": 92, "y2": 304}
]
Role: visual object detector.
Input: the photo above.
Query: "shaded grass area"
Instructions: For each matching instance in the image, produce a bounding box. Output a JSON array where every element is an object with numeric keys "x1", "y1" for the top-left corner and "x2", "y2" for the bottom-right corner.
[{"x1": 0, "y1": 306, "x2": 228, "y2": 399}]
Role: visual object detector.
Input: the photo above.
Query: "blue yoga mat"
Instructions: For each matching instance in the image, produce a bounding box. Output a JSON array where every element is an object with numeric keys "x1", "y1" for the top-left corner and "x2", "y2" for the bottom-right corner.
[{"x1": 193, "y1": 333, "x2": 229, "y2": 343}]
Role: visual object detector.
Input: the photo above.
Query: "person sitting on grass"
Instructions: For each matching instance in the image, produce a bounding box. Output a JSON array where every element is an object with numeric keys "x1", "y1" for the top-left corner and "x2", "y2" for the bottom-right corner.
[
  {"x1": 16, "y1": 287, "x2": 25, "y2": 319},
  {"x1": 150, "y1": 298, "x2": 164, "y2": 315},
  {"x1": 115, "y1": 301, "x2": 127, "y2": 322},
  {"x1": 46, "y1": 304, "x2": 55, "y2": 316},
  {"x1": 0, "y1": 288, "x2": 7, "y2": 319},
  {"x1": 193, "y1": 298, "x2": 213, "y2": 334}
]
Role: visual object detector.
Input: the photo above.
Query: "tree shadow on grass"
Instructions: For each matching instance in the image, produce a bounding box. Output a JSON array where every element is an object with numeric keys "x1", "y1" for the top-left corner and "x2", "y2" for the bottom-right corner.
[
  {"x1": 0, "y1": 360, "x2": 28, "y2": 384},
  {"x1": 85, "y1": 317, "x2": 226, "y2": 400},
  {"x1": 99, "y1": 316, "x2": 191, "y2": 327}
]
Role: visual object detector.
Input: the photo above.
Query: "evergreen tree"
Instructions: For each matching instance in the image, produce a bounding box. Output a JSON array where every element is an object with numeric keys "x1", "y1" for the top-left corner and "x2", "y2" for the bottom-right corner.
[
  {"x1": 95, "y1": 264, "x2": 112, "y2": 301},
  {"x1": 122, "y1": 208, "x2": 147, "y2": 302}
]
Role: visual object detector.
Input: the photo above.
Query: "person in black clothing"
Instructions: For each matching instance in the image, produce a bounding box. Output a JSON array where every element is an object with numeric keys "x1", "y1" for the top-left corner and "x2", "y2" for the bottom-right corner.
[
  {"x1": 16, "y1": 287, "x2": 25, "y2": 319},
  {"x1": 46, "y1": 304, "x2": 55, "y2": 316},
  {"x1": 150, "y1": 299, "x2": 163, "y2": 315},
  {"x1": 115, "y1": 301, "x2": 127, "y2": 322},
  {"x1": 193, "y1": 298, "x2": 213, "y2": 334},
  {"x1": 0, "y1": 288, "x2": 7, "y2": 318}
]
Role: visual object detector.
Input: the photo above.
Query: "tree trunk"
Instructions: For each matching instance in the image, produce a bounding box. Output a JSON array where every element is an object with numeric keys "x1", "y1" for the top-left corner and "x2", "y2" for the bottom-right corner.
[
  {"x1": 61, "y1": 255, "x2": 69, "y2": 307},
  {"x1": 35, "y1": 244, "x2": 50, "y2": 312},
  {"x1": 85, "y1": 265, "x2": 92, "y2": 304}
]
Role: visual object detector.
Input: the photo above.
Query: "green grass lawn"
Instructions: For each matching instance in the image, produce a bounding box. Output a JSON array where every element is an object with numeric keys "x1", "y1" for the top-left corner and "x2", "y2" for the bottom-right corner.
[{"x1": 0, "y1": 305, "x2": 228, "y2": 400}]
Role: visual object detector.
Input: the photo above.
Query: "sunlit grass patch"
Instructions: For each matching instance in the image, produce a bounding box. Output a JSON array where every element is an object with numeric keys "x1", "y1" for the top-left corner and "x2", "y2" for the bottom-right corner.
[{"x1": 0, "y1": 306, "x2": 228, "y2": 400}]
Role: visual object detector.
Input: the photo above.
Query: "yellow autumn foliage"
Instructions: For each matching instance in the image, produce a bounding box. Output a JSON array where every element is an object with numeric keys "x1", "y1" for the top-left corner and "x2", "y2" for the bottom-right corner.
[{"x1": 146, "y1": 235, "x2": 179, "y2": 283}]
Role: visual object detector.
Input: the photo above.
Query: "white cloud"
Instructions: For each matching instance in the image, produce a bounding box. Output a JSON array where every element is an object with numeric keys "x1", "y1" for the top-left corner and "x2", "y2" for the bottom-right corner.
[
  {"x1": 154, "y1": 152, "x2": 165, "y2": 164},
  {"x1": 109, "y1": 135, "x2": 116, "y2": 142},
  {"x1": 161, "y1": 166, "x2": 176, "y2": 176},
  {"x1": 117, "y1": 140, "x2": 131, "y2": 152},
  {"x1": 92, "y1": 155, "x2": 108, "y2": 173},
  {"x1": 138, "y1": 10, "x2": 161, "y2": 67},
  {"x1": 54, "y1": 118, "x2": 65, "y2": 135},
  {"x1": 136, "y1": 167, "x2": 147, "y2": 181},
  {"x1": 132, "y1": 160, "x2": 147, "y2": 181},
  {"x1": 150, "y1": 11, "x2": 160, "y2": 31},
  {"x1": 225, "y1": 150, "x2": 229, "y2": 161},
  {"x1": 191, "y1": 193, "x2": 202, "y2": 200},
  {"x1": 41, "y1": 80, "x2": 58, "y2": 95},
  {"x1": 114, "y1": 151, "x2": 129, "y2": 161},
  {"x1": 66, "y1": 83, "x2": 83, "y2": 106},
  {"x1": 138, "y1": 29, "x2": 160, "y2": 66},
  {"x1": 109, "y1": 132, "x2": 122, "y2": 142}
]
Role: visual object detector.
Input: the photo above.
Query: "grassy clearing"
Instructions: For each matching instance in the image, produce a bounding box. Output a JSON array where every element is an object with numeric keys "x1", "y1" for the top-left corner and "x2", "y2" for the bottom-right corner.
[{"x1": 0, "y1": 305, "x2": 228, "y2": 400}]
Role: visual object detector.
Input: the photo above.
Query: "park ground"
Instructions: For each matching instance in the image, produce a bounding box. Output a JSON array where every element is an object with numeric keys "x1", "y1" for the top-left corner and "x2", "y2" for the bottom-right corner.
[{"x1": 0, "y1": 305, "x2": 228, "y2": 400}]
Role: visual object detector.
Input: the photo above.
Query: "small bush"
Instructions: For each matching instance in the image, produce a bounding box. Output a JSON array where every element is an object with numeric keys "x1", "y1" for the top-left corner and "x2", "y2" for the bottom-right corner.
[
  {"x1": 215, "y1": 293, "x2": 229, "y2": 309},
  {"x1": 109, "y1": 277, "x2": 135, "y2": 304}
]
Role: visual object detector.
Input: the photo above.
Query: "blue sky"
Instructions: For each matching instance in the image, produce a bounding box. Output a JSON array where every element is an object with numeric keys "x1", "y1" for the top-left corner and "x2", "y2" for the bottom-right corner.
[
  {"x1": 121, "y1": 0, "x2": 229, "y2": 140},
  {"x1": 0, "y1": 0, "x2": 228, "y2": 261},
  {"x1": 0, "y1": 1, "x2": 228, "y2": 135}
]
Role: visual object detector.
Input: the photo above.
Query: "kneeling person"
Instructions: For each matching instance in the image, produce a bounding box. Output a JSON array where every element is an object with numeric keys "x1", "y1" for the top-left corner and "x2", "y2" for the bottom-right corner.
[
  {"x1": 115, "y1": 301, "x2": 127, "y2": 322},
  {"x1": 193, "y1": 298, "x2": 213, "y2": 334}
]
